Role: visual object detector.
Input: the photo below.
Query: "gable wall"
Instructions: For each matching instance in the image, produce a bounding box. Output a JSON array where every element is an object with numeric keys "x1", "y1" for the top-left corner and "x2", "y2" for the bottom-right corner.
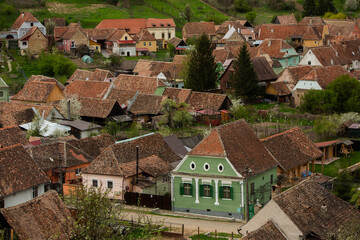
[
  {"x1": 298, "y1": 50, "x2": 322, "y2": 66},
  {"x1": 27, "y1": 29, "x2": 48, "y2": 55},
  {"x1": 46, "y1": 86, "x2": 64, "y2": 102}
]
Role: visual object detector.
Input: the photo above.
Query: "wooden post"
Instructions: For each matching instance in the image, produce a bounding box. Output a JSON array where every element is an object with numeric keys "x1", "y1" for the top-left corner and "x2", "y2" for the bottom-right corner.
[
  {"x1": 198, "y1": 227, "x2": 200, "y2": 240},
  {"x1": 182, "y1": 224, "x2": 184, "y2": 236},
  {"x1": 312, "y1": 160, "x2": 315, "y2": 173},
  {"x1": 215, "y1": 229, "x2": 217, "y2": 238},
  {"x1": 11, "y1": 229, "x2": 14, "y2": 240},
  {"x1": 335, "y1": 143, "x2": 337, "y2": 158},
  {"x1": 321, "y1": 149, "x2": 325, "y2": 174},
  {"x1": 232, "y1": 232, "x2": 234, "y2": 240}
]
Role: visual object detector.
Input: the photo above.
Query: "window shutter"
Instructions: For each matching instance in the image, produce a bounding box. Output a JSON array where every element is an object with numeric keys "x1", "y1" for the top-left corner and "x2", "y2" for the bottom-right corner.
[
  {"x1": 230, "y1": 187, "x2": 233, "y2": 199},
  {"x1": 210, "y1": 185, "x2": 213, "y2": 198},
  {"x1": 190, "y1": 183, "x2": 193, "y2": 196},
  {"x1": 180, "y1": 183, "x2": 184, "y2": 195},
  {"x1": 219, "y1": 186, "x2": 224, "y2": 198},
  {"x1": 199, "y1": 184, "x2": 204, "y2": 197}
]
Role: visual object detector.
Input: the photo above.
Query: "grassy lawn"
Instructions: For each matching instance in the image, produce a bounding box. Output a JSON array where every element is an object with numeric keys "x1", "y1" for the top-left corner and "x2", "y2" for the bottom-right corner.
[
  {"x1": 315, "y1": 151, "x2": 360, "y2": 177},
  {"x1": 190, "y1": 234, "x2": 227, "y2": 240}
]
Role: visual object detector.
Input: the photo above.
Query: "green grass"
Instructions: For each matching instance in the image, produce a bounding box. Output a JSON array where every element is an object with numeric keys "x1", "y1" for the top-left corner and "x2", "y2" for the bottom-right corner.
[
  {"x1": 210, "y1": 232, "x2": 242, "y2": 238},
  {"x1": 234, "y1": 6, "x2": 296, "y2": 25},
  {"x1": 315, "y1": 152, "x2": 360, "y2": 177},
  {"x1": 190, "y1": 234, "x2": 227, "y2": 240}
]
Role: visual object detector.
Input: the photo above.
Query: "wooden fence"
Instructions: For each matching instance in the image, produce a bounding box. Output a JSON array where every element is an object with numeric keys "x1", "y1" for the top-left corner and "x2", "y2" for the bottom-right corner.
[{"x1": 124, "y1": 192, "x2": 171, "y2": 210}]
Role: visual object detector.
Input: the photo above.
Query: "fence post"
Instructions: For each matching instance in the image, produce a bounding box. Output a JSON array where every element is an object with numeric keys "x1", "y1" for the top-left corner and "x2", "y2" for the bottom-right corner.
[
  {"x1": 170, "y1": 223, "x2": 172, "y2": 231},
  {"x1": 198, "y1": 226, "x2": 200, "y2": 240},
  {"x1": 232, "y1": 232, "x2": 234, "y2": 240},
  {"x1": 215, "y1": 229, "x2": 217, "y2": 238},
  {"x1": 182, "y1": 224, "x2": 184, "y2": 236}
]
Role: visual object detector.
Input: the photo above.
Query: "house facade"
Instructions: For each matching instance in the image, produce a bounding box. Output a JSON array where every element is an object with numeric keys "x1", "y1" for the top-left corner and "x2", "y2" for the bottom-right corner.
[
  {"x1": 19, "y1": 26, "x2": 48, "y2": 55},
  {"x1": 172, "y1": 120, "x2": 278, "y2": 219},
  {"x1": 10, "y1": 12, "x2": 46, "y2": 39},
  {"x1": 107, "y1": 30, "x2": 136, "y2": 57}
]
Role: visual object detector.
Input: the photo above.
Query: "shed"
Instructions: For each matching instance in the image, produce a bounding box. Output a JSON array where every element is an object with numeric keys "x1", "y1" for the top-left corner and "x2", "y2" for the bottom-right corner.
[
  {"x1": 19, "y1": 119, "x2": 71, "y2": 137},
  {"x1": 59, "y1": 119, "x2": 102, "y2": 139},
  {"x1": 315, "y1": 140, "x2": 339, "y2": 166},
  {"x1": 81, "y1": 55, "x2": 93, "y2": 63},
  {"x1": 348, "y1": 123, "x2": 360, "y2": 138}
]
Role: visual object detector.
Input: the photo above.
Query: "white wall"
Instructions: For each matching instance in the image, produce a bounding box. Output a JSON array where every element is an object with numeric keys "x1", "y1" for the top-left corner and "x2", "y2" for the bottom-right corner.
[
  {"x1": 240, "y1": 200, "x2": 303, "y2": 240},
  {"x1": 113, "y1": 44, "x2": 136, "y2": 56},
  {"x1": 293, "y1": 80, "x2": 322, "y2": 91},
  {"x1": 148, "y1": 27, "x2": 176, "y2": 41},
  {"x1": 18, "y1": 22, "x2": 46, "y2": 39},
  {"x1": 4, "y1": 183, "x2": 46, "y2": 208},
  {"x1": 82, "y1": 174, "x2": 125, "y2": 199},
  {"x1": 80, "y1": 129, "x2": 100, "y2": 139},
  {"x1": 298, "y1": 49, "x2": 322, "y2": 66}
]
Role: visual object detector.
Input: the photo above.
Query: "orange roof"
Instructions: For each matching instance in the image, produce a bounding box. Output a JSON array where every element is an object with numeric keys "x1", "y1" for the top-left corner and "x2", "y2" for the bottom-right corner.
[
  {"x1": 146, "y1": 18, "x2": 176, "y2": 28},
  {"x1": 11, "y1": 12, "x2": 39, "y2": 30},
  {"x1": 65, "y1": 80, "x2": 112, "y2": 99},
  {"x1": 96, "y1": 18, "x2": 147, "y2": 34}
]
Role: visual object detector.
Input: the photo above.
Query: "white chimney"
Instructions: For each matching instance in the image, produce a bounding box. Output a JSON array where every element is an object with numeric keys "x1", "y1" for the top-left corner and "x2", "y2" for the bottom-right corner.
[
  {"x1": 21, "y1": 12, "x2": 24, "y2": 18},
  {"x1": 268, "y1": 40, "x2": 271, "y2": 47},
  {"x1": 229, "y1": 24, "x2": 231, "y2": 30},
  {"x1": 238, "y1": 28, "x2": 240, "y2": 33}
]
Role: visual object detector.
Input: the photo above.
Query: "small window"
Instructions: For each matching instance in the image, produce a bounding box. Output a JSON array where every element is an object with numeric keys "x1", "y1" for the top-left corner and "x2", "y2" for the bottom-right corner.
[
  {"x1": 248, "y1": 36, "x2": 252, "y2": 40},
  {"x1": 152, "y1": 33, "x2": 155, "y2": 37},
  {"x1": 218, "y1": 164, "x2": 224, "y2": 172},
  {"x1": 308, "y1": 61, "x2": 311, "y2": 65},
  {"x1": 202, "y1": 184, "x2": 212, "y2": 197},
  {"x1": 149, "y1": 42, "x2": 152, "y2": 46},
  {"x1": 223, "y1": 186, "x2": 232, "y2": 199},
  {"x1": 250, "y1": 183, "x2": 255, "y2": 195},
  {"x1": 143, "y1": 42, "x2": 146, "y2": 46},
  {"x1": 0, "y1": 198, "x2": 4, "y2": 208},
  {"x1": 271, "y1": 174, "x2": 273, "y2": 184},
  {"x1": 0, "y1": 91, "x2": 3, "y2": 98},
  {"x1": 92, "y1": 179, "x2": 98, "y2": 187},
  {"x1": 125, "y1": 36, "x2": 128, "y2": 40},
  {"x1": 71, "y1": 41, "x2": 75, "y2": 48},
  {"x1": 204, "y1": 163, "x2": 210, "y2": 171},
  {"x1": 32, "y1": 187, "x2": 38, "y2": 199},
  {"x1": 30, "y1": 23, "x2": 34, "y2": 26},
  {"x1": 168, "y1": 33, "x2": 171, "y2": 39},
  {"x1": 22, "y1": 41, "x2": 27, "y2": 46},
  {"x1": 315, "y1": 41, "x2": 317, "y2": 44},
  {"x1": 107, "y1": 181, "x2": 113, "y2": 189},
  {"x1": 162, "y1": 33, "x2": 165, "y2": 39},
  {"x1": 183, "y1": 183, "x2": 192, "y2": 195},
  {"x1": 75, "y1": 168, "x2": 81, "y2": 175},
  {"x1": 190, "y1": 161, "x2": 196, "y2": 170}
]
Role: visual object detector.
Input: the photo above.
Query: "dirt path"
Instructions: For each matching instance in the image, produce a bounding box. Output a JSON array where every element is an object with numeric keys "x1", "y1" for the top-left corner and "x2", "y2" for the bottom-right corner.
[{"x1": 122, "y1": 211, "x2": 243, "y2": 236}]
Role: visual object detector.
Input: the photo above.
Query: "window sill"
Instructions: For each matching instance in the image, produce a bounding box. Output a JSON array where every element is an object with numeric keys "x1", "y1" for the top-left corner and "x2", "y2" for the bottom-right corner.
[
  {"x1": 201, "y1": 197, "x2": 212, "y2": 199},
  {"x1": 221, "y1": 198, "x2": 232, "y2": 200},
  {"x1": 182, "y1": 195, "x2": 192, "y2": 198}
]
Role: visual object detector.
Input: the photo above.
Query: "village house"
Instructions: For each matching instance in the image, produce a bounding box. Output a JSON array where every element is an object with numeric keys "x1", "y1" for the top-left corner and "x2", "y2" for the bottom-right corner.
[
  {"x1": 240, "y1": 180, "x2": 360, "y2": 240},
  {"x1": 64, "y1": 80, "x2": 115, "y2": 99},
  {"x1": 11, "y1": 75, "x2": 65, "y2": 104},
  {"x1": 182, "y1": 22, "x2": 217, "y2": 41},
  {"x1": 298, "y1": 46, "x2": 350, "y2": 67},
  {"x1": 18, "y1": 26, "x2": 48, "y2": 55},
  {"x1": 261, "y1": 128, "x2": 323, "y2": 187},
  {"x1": 66, "y1": 68, "x2": 115, "y2": 85},
  {"x1": 216, "y1": 20, "x2": 255, "y2": 41},
  {"x1": 9, "y1": 12, "x2": 46, "y2": 40},
  {"x1": 216, "y1": 26, "x2": 248, "y2": 49},
  {"x1": 82, "y1": 133, "x2": 180, "y2": 200},
  {"x1": 273, "y1": 14, "x2": 297, "y2": 25},
  {"x1": 0, "y1": 190, "x2": 74, "y2": 240},
  {"x1": 172, "y1": 120, "x2": 278, "y2": 219},
  {"x1": 107, "y1": 29, "x2": 136, "y2": 57},
  {"x1": 59, "y1": 119, "x2": 102, "y2": 139},
  {"x1": 292, "y1": 65, "x2": 353, "y2": 106},
  {"x1": 114, "y1": 74, "x2": 166, "y2": 95},
  {"x1": 0, "y1": 126, "x2": 28, "y2": 148},
  {"x1": 0, "y1": 77, "x2": 9, "y2": 102},
  {"x1": 82, "y1": 28, "x2": 115, "y2": 52},
  {"x1": 0, "y1": 144, "x2": 50, "y2": 208},
  {"x1": 132, "y1": 29, "x2": 158, "y2": 56},
  {"x1": 54, "y1": 23, "x2": 89, "y2": 53},
  {"x1": 168, "y1": 37, "x2": 189, "y2": 54}
]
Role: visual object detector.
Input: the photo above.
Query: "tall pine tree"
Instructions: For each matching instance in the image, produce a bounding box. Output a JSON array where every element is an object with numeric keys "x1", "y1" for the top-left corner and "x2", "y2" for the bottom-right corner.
[
  {"x1": 184, "y1": 33, "x2": 217, "y2": 92},
  {"x1": 230, "y1": 43, "x2": 262, "y2": 100}
]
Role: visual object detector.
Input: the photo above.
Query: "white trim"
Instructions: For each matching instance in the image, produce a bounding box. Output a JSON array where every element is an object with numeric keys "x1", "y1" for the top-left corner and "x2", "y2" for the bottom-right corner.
[
  {"x1": 201, "y1": 179, "x2": 211, "y2": 184},
  {"x1": 221, "y1": 181, "x2": 232, "y2": 186},
  {"x1": 190, "y1": 161, "x2": 196, "y2": 170},
  {"x1": 171, "y1": 175, "x2": 175, "y2": 202},
  {"x1": 173, "y1": 155, "x2": 188, "y2": 171},
  {"x1": 91, "y1": 178, "x2": 99, "y2": 187},
  {"x1": 181, "y1": 178, "x2": 192, "y2": 183},
  {"x1": 106, "y1": 179, "x2": 113, "y2": 189},
  {"x1": 225, "y1": 157, "x2": 243, "y2": 177},
  {"x1": 203, "y1": 162, "x2": 210, "y2": 171},
  {"x1": 214, "y1": 179, "x2": 219, "y2": 205},
  {"x1": 218, "y1": 163, "x2": 224, "y2": 172},
  {"x1": 195, "y1": 178, "x2": 199, "y2": 204},
  {"x1": 172, "y1": 173, "x2": 244, "y2": 183}
]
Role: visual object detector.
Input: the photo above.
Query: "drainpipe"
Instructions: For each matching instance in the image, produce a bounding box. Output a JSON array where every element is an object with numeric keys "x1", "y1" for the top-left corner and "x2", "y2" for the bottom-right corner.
[{"x1": 136, "y1": 146, "x2": 139, "y2": 184}]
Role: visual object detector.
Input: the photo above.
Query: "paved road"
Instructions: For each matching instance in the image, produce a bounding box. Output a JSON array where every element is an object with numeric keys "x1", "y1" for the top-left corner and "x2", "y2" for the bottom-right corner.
[{"x1": 121, "y1": 210, "x2": 243, "y2": 236}]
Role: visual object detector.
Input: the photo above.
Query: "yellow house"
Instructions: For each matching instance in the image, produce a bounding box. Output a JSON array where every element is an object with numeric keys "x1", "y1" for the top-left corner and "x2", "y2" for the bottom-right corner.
[
  {"x1": 302, "y1": 25, "x2": 328, "y2": 48},
  {"x1": 133, "y1": 29, "x2": 157, "y2": 56},
  {"x1": 19, "y1": 26, "x2": 48, "y2": 56},
  {"x1": 89, "y1": 39, "x2": 101, "y2": 52},
  {"x1": 146, "y1": 18, "x2": 176, "y2": 49}
]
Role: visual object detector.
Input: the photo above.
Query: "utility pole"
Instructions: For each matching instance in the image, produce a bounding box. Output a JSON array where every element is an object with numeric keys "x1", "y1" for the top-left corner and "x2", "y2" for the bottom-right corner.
[{"x1": 243, "y1": 165, "x2": 252, "y2": 222}]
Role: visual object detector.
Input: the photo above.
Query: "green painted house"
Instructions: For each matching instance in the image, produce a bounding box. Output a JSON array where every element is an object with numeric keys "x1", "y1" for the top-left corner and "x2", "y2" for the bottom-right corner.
[
  {"x1": 171, "y1": 120, "x2": 278, "y2": 219},
  {"x1": 0, "y1": 77, "x2": 9, "y2": 102}
]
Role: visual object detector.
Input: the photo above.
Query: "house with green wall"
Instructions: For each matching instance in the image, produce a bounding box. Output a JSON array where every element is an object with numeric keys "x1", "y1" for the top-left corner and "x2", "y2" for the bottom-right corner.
[
  {"x1": 0, "y1": 77, "x2": 9, "y2": 102},
  {"x1": 171, "y1": 120, "x2": 278, "y2": 219}
]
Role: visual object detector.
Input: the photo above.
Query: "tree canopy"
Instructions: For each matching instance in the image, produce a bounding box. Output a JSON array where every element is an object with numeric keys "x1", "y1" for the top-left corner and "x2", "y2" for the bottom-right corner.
[
  {"x1": 184, "y1": 33, "x2": 217, "y2": 92},
  {"x1": 230, "y1": 43, "x2": 263, "y2": 100}
]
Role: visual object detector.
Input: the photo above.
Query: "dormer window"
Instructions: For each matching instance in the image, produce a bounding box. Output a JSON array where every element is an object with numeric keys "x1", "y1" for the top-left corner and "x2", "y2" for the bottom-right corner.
[
  {"x1": 161, "y1": 24, "x2": 164, "y2": 27},
  {"x1": 167, "y1": 24, "x2": 171, "y2": 26},
  {"x1": 152, "y1": 24, "x2": 156, "y2": 27}
]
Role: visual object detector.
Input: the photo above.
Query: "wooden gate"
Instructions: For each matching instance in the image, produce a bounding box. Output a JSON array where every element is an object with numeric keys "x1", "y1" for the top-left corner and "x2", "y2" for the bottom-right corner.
[{"x1": 124, "y1": 192, "x2": 171, "y2": 210}]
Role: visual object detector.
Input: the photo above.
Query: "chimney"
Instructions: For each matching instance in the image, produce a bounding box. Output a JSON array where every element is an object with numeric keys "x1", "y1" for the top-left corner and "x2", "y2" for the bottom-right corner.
[
  {"x1": 335, "y1": 50, "x2": 338, "y2": 57},
  {"x1": 21, "y1": 12, "x2": 24, "y2": 18},
  {"x1": 310, "y1": 19, "x2": 313, "y2": 25},
  {"x1": 67, "y1": 100, "x2": 71, "y2": 120},
  {"x1": 136, "y1": 146, "x2": 139, "y2": 184},
  {"x1": 268, "y1": 40, "x2": 271, "y2": 47},
  {"x1": 228, "y1": 24, "x2": 231, "y2": 30}
]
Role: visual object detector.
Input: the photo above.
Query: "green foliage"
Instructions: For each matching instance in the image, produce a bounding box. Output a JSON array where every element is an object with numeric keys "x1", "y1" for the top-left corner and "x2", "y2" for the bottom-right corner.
[
  {"x1": 230, "y1": 43, "x2": 263, "y2": 100},
  {"x1": 266, "y1": 0, "x2": 296, "y2": 11},
  {"x1": 328, "y1": 216, "x2": 360, "y2": 240},
  {"x1": 174, "y1": 103, "x2": 193, "y2": 129},
  {"x1": 234, "y1": 0, "x2": 252, "y2": 13},
  {"x1": 313, "y1": 115, "x2": 339, "y2": 140},
  {"x1": 180, "y1": 4, "x2": 193, "y2": 22},
  {"x1": 303, "y1": 0, "x2": 336, "y2": 16},
  {"x1": 167, "y1": 43, "x2": 176, "y2": 58},
  {"x1": 230, "y1": 104, "x2": 256, "y2": 122},
  {"x1": 333, "y1": 170, "x2": 355, "y2": 202},
  {"x1": 26, "y1": 114, "x2": 47, "y2": 138},
  {"x1": 161, "y1": 99, "x2": 193, "y2": 129},
  {"x1": 109, "y1": 54, "x2": 123, "y2": 68},
  {"x1": 101, "y1": 121, "x2": 121, "y2": 138},
  {"x1": 303, "y1": 0, "x2": 317, "y2": 16},
  {"x1": 36, "y1": 53, "x2": 76, "y2": 83},
  {"x1": 300, "y1": 75, "x2": 360, "y2": 114},
  {"x1": 185, "y1": 33, "x2": 217, "y2": 92},
  {"x1": 323, "y1": 12, "x2": 347, "y2": 19},
  {"x1": 246, "y1": 11, "x2": 257, "y2": 24},
  {"x1": 0, "y1": 3, "x2": 19, "y2": 30}
]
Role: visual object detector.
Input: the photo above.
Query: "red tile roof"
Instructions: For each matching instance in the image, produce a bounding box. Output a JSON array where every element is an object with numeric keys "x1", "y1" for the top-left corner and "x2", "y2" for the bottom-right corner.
[
  {"x1": 83, "y1": 28, "x2": 115, "y2": 40},
  {"x1": 183, "y1": 22, "x2": 216, "y2": 40},
  {"x1": 133, "y1": 29, "x2": 157, "y2": 41},
  {"x1": 65, "y1": 80, "x2": 112, "y2": 99},
  {"x1": 186, "y1": 91, "x2": 231, "y2": 111},
  {"x1": 257, "y1": 39, "x2": 297, "y2": 59},
  {"x1": 261, "y1": 128, "x2": 323, "y2": 171},
  {"x1": 96, "y1": 18, "x2": 147, "y2": 34},
  {"x1": 11, "y1": 81, "x2": 61, "y2": 103},
  {"x1": 19, "y1": 26, "x2": 40, "y2": 41},
  {"x1": 0, "y1": 126, "x2": 28, "y2": 147},
  {"x1": 299, "y1": 17, "x2": 326, "y2": 25},
  {"x1": 242, "y1": 220, "x2": 287, "y2": 240},
  {"x1": 269, "y1": 81, "x2": 291, "y2": 96},
  {"x1": 0, "y1": 144, "x2": 49, "y2": 197},
  {"x1": 67, "y1": 69, "x2": 92, "y2": 83},
  {"x1": 314, "y1": 140, "x2": 340, "y2": 148},
  {"x1": 146, "y1": 18, "x2": 176, "y2": 28},
  {"x1": 275, "y1": 14, "x2": 297, "y2": 25},
  {"x1": 162, "y1": 88, "x2": 192, "y2": 103},
  {"x1": 114, "y1": 74, "x2": 165, "y2": 94},
  {"x1": 77, "y1": 97, "x2": 123, "y2": 119},
  {"x1": 189, "y1": 120, "x2": 278, "y2": 176},
  {"x1": 0, "y1": 190, "x2": 74, "y2": 240},
  {"x1": 11, "y1": 12, "x2": 39, "y2": 30}
]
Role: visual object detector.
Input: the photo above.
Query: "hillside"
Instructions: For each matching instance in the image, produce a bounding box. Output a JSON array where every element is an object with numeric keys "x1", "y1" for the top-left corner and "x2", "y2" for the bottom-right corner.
[{"x1": 4, "y1": 0, "x2": 229, "y2": 37}]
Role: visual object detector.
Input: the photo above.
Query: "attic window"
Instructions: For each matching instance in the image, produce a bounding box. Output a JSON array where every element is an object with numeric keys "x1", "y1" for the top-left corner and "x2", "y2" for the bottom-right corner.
[
  {"x1": 190, "y1": 161, "x2": 196, "y2": 170},
  {"x1": 167, "y1": 24, "x2": 171, "y2": 26},
  {"x1": 92, "y1": 179, "x2": 98, "y2": 187},
  {"x1": 161, "y1": 24, "x2": 164, "y2": 27},
  {"x1": 152, "y1": 24, "x2": 156, "y2": 27},
  {"x1": 218, "y1": 164, "x2": 224, "y2": 172},
  {"x1": 204, "y1": 163, "x2": 210, "y2": 171},
  {"x1": 125, "y1": 36, "x2": 128, "y2": 40}
]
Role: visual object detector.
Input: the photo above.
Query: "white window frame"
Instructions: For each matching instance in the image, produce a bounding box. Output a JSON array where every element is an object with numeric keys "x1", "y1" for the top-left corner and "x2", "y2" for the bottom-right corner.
[
  {"x1": 218, "y1": 164, "x2": 224, "y2": 172},
  {"x1": 203, "y1": 162, "x2": 210, "y2": 172},
  {"x1": 190, "y1": 161, "x2": 196, "y2": 170},
  {"x1": 107, "y1": 180, "x2": 113, "y2": 189},
  {"x1": 92, "y1": 178, "x2": 99, "y2": 187}
]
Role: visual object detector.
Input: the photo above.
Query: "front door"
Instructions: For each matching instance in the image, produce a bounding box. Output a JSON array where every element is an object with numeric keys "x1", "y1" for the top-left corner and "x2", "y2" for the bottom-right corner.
[{"x1": 127, "y1": 52, "x2": 130, "y2": 56}]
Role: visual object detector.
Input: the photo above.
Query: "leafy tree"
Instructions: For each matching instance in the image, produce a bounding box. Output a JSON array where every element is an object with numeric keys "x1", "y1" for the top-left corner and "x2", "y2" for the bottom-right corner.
[
  {"x1": 180, "y1": 4, "x2": 193, "y2": 22},
  {"x1": 323, "y1": 12, "x2": 347, "y2": 19},
  {"x1": 317, "y1": 0, "x2": 327, "y2": 16},
  {"x1": 101, "y1": 121, "x2": 121, "y2": 138},
  {"x1": 245, "y1": 11, "x2": 257, "y2": 24},
  {"x1": 300, "y1": 89, "x2": 337, "y2": 114},
  {"x1": 230, "y1": 43, "x2": 263, "y2": 100},
  {"x1": 161, "y1": 99, "x2": 178, "y2": 128},
  {"x1": 173, "y1": 102, "x2": 193, "y2": 129},
  {"x1": 75, "y1": 44, "x2": 90, "y2": 57},
  {"x1": 184, "y1": 33, "x2": 217, "y2": 92},
  {"x1": 234, "y1": 0, "x2": 251, "y2": 13},
  {"x1": 313, "y1": 115, "x2": 339, "y2": 140},
  {"x1": 167, "y1": 43, "x2": 175, "y2": 58},
  {"x1": 45, "y1": 20, "x2": 56, "y2": 36},
  {"x1": 161, "y1": 99, "x2": 193, "y2": 129},
  {"x1": 0, "y1": 3, "x2": 19, "y2": 30},
  {"x1": 303, "y1": 0, "x2": 317, "y2": 16},
  {"x1": 333, "y1": 170, "x2": 355, "y2": 202},
  {"x1": 345, "y1": 0, "x2": 358, "y2": 11},
  {"x1": 328, "y1": 216, "x2": 360, "y2": 240}
]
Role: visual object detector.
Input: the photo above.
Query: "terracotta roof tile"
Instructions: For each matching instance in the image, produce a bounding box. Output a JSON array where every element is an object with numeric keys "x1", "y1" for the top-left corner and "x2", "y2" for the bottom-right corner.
[
  {"x1": 186, "y1": 91, "x2": 231, "y2": 111},
  {"x1": 65, "y1": 80, "x2": 112, "y2": 99},
  {"x1": 270, "y1": 81, "x2": 291, "y2": 96},
  {"x1": 242, "y1": 220, "x2": 287, "y2": 240},
  {"x1": 77, "y1": 97, "x2": 123, "y2": 118},
  {"x1": 11, "y1": 12, "x2": 39, "y2": 30},
  {"x1": 107, "y1": 29, "x2": 128, "y2": 42},
  {"x1": 89, "y1": 68, "x2": 115, "y2": 81},
  {"x1": 275, "y1": 14, "x2": 297, "y2": 25},
  {"x1": 162, "y1": 88, "x2": 192, "y2": 103},
  {"x1": 261, "y1": 128, "x2": 323, "y2": 171},
  {"x1": 83, "y1": 28, "x2": 115, "y2": 40},
  {"x1": 0, "y1": 126, "x2": 28, "y2": 147},
  {"x1": 11, "y1": 81, "x2": 62, "y2": 103},
  {"x1": 19, "y1": 26, "x2": 39, "y2": 41},
  {"x1": 0, "y1": 190, "x2": 74, "y2": 240},
  {"x1": 310, "y1": 47, "x2": 344, "y2": 67},
  {"x1": 96, "y1": 18, "x2": 147, "y2": 34},
  {"x1": 114, "y1": 74, "x2": 165, "y2": 94},
  {"x1": 134, "y1": 29, "x2": 157, "y2": 41},
  {"x1": 273, "y1": 180, "x2": 360, "y2": 238},
  {"x1": 189, "y1": 120, "x2": 278, "y2": 176},
  {"x1": 83, "y1": 133, "x2": 180, "y2": 175},
  {"x1": 183, "y1": 22, "x2": 216, "y2": 39},
  {"x1": 0, "y1": 144, "x2": 49, "y2": 197},
  {"x1": 257, "y1": 39, "x2": 297, "y2": 59},
  {"x1": 128, "y1": 93, "x2": 163, "y2": 115},
  {"x1": 216, "y1": 21, "x2": 246, "y2": 36},
  {"x1": 146, "y1": 18, "x2": 176, "y2": 28},
  {"x1": 67, "y1": 69, "x2": 92, "y2": 83},
  {"x1": 133, "y1": 59, "x2": 182, "y2": 80},
  {"x1": 252, "y1": 57, "x2": 278, "y2": 81},
  {"x1": 299, "y1": 17, "x2": 326, "y2": 25}
]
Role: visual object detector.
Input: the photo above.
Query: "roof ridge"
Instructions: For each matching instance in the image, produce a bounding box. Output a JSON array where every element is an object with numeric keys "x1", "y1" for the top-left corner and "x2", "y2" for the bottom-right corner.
[
  {"x1": 0, "y1": 143, "x2": 22, "y2": 152},
  {"x1": 0, "y1": 125, "x2": 20, "y2": 130},
  {"x1": 261, "y1": 127, "x2": 301, "y2": 142}
]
